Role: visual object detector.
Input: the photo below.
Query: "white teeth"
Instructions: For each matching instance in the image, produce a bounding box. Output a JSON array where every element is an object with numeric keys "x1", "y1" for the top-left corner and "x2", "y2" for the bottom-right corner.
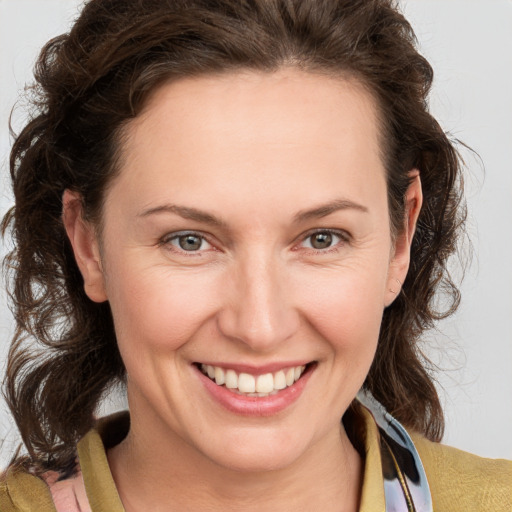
[
  {"x1": 285, "y1": 367, "x2": 295, "y2": 386},
  {"x1": 238, "y1": 373, "x2": 256, "y2": 393},
  {"x1": 214, "y1": 366, "x2": 225, "y2": 385},
  {"x1": 256, "y1": 373, "x2": 274, "y2": 393},
  {"x1": 274, "y1": 370, "x2": 287, "y2": 390},
  {"x1": 200, "y1": 363, "x2": 309, "y2": 396},
  {"x1": 225, "y1": 369, "x2": 238, "y2": 389}
]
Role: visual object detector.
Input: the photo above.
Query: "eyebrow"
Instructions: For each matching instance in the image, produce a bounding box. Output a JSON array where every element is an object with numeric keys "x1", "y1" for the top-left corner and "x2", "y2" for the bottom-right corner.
[
  {"x1": 138, "y1": 204, "x2": 228, "y2": 228},
  {"x1": 293, "y1": 199, "x2": 369, "y2": 223},
  {"x1": 138, "y1": 198, "x2": 368, "y2": 226}
]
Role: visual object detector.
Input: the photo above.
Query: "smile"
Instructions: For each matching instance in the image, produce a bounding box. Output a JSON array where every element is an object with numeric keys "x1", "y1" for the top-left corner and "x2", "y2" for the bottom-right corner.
[{"x1": 199, "y1": 364, "x2": 307, "y2": 397}]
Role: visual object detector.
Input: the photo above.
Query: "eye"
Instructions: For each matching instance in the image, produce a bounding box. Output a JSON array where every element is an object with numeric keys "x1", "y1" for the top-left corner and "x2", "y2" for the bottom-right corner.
[
  {"x1": 300, "y1": 230, "x2": 346, "y2": 251},
  {"x1": 164, "y1": 232, "x2": 213, "y2": 252}
]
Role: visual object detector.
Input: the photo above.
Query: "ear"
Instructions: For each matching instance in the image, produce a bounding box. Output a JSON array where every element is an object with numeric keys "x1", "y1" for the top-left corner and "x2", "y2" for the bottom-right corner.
[
  {"x1": 384, "y1": 171, "x2": 423, "y2": 307},
  {"x1": 62, "y1": 190, "x2": 108, "y2": 303}
]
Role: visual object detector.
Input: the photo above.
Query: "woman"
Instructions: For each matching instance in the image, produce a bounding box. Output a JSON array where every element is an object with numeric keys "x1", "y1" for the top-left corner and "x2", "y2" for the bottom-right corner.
[{"x1": 1, "y1": 0, "x2": 510, "y2": 510}]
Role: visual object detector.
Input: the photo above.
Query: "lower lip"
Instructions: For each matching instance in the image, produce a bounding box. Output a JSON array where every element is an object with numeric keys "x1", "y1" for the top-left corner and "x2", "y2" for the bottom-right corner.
[{"x1": 195, "y1": 365, "x2": 315, "y2": 417}]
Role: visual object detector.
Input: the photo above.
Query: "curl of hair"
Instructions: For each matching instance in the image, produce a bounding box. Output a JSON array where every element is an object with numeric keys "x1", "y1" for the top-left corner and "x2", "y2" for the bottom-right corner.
[{"x1": 2, "y1": 0, "x2": 465, "y2": 471}]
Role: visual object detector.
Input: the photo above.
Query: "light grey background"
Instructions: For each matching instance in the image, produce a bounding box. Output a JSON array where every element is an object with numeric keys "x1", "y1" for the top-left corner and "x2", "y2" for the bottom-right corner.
[{"x1": 1, "y1": 0, "x2": 511, "y2": 467}]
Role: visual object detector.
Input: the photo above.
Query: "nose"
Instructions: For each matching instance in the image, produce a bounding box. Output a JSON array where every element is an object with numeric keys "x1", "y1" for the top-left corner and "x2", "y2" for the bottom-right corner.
[{"x1": 216, "y1": 252, "x2": 300, "y2": 352}]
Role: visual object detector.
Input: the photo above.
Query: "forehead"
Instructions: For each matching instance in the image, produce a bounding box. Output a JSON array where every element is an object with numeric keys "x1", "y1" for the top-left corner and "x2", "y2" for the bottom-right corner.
[
  {"x1": 110, "y1": 69, "x2": 386, "y2": 220},
  {"x1": 130, "y1": 69, "x2": 382, "y2": 155}
]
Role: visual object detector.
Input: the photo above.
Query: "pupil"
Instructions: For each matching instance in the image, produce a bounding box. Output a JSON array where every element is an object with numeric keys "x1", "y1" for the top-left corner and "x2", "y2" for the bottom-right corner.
[
  {"x1": 311, "y1": 233, "x2": 332, "y2": 249},
  {"x1": 179, "y1": 235, "x2": 202, "y2": 251}
]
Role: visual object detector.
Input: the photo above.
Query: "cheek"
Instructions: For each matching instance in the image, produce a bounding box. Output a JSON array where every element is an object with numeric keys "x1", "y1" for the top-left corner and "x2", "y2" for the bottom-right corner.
[
  {"x1": 105, "y1": 264, "x2": 221, "y2": 355},
  {"x1": 294, "y1": 263, "x2": 387, "y2": 357}
]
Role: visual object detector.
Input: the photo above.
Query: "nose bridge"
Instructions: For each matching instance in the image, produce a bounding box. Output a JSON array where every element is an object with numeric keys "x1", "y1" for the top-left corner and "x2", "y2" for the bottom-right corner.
[{"x1": 217, "y1": 248, "x2": 298, "y2": 351}]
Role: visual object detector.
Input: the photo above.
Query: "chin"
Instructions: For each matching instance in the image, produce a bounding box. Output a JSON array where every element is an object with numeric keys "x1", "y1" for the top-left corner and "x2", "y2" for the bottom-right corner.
[
  {"x1": 208, "y1": 449, "x2": 300, "y2": 474},
  {"x1": 199, "y1": 431, "x2": 309, "y2": 473}
]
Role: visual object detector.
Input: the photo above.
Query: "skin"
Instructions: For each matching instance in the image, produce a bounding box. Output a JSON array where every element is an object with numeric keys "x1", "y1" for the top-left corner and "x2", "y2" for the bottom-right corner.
[{"x1": 63, "y1": 68, "x2": 422, "y2": 511}]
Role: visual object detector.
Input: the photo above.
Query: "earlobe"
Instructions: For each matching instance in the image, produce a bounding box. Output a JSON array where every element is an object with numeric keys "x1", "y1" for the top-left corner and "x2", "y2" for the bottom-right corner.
[
  {"x1": 62, "y1": 190, "x2": 108, "y2": 303},
  {"x1": 385, "y1": 171, "x2": 423, "y2": 306}
]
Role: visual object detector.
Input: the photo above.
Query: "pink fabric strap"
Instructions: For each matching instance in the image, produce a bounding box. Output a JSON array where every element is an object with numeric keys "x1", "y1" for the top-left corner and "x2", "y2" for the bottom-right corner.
[{"x1": 42, "y1": 467, "x2": 92, "y2": 512}]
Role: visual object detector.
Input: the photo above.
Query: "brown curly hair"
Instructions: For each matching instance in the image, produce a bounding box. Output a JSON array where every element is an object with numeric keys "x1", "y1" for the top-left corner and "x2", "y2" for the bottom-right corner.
[{"x1": 2, "y1": 0, "x2": 465, "y2": 471}]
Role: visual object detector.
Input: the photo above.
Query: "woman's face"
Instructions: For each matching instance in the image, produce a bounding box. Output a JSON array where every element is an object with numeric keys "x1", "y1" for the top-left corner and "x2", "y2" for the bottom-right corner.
[{"x1": 67, "y1": 69, "x2": 419, "y2": 471}]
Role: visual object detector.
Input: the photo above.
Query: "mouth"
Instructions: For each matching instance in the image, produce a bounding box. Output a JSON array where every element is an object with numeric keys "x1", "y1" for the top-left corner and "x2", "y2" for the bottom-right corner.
[{"x1": 195, "y1": 362, "x2": 316, "y2": 398}]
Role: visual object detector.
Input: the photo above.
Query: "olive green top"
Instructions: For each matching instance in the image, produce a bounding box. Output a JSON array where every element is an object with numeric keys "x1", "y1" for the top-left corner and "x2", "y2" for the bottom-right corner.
[{"x1": 1, "y1": 409, "x2": 511, "y2": 511}]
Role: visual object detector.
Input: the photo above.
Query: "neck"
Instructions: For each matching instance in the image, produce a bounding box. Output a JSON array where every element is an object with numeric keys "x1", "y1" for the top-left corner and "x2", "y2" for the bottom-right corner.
[{"x1": 107, "y1": 405, "x2": 362, "y2": 512}]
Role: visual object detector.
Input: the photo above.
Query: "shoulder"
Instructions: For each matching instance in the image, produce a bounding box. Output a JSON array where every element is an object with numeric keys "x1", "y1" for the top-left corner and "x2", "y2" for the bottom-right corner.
[
  {"x1": 0, "y1": 413, "x2": 128, "y2": 512},
  {"x1": 410, "y1": 432, "x2": 512, "y2": 511},
  {"x1": 0, "y1": 467, "x2": 57, "y2": 512}
]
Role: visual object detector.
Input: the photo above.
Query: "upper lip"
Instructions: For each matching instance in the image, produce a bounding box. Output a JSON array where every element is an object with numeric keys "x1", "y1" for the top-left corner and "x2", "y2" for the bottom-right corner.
[{"x1": 195, "y1": 361, "x2": 314, "y2": 376}]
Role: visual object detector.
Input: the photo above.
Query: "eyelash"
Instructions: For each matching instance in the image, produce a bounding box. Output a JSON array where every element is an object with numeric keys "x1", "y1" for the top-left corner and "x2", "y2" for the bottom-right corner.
[
  {"x1": 296, "y1": 228, "x2": 350, "y2": 254},
  {"x1": 159, "y1": 228, "x2": 350, "y2": 256},
  {"x1": 159, "y1": 231, "x2": 214, "y2": 256}
]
